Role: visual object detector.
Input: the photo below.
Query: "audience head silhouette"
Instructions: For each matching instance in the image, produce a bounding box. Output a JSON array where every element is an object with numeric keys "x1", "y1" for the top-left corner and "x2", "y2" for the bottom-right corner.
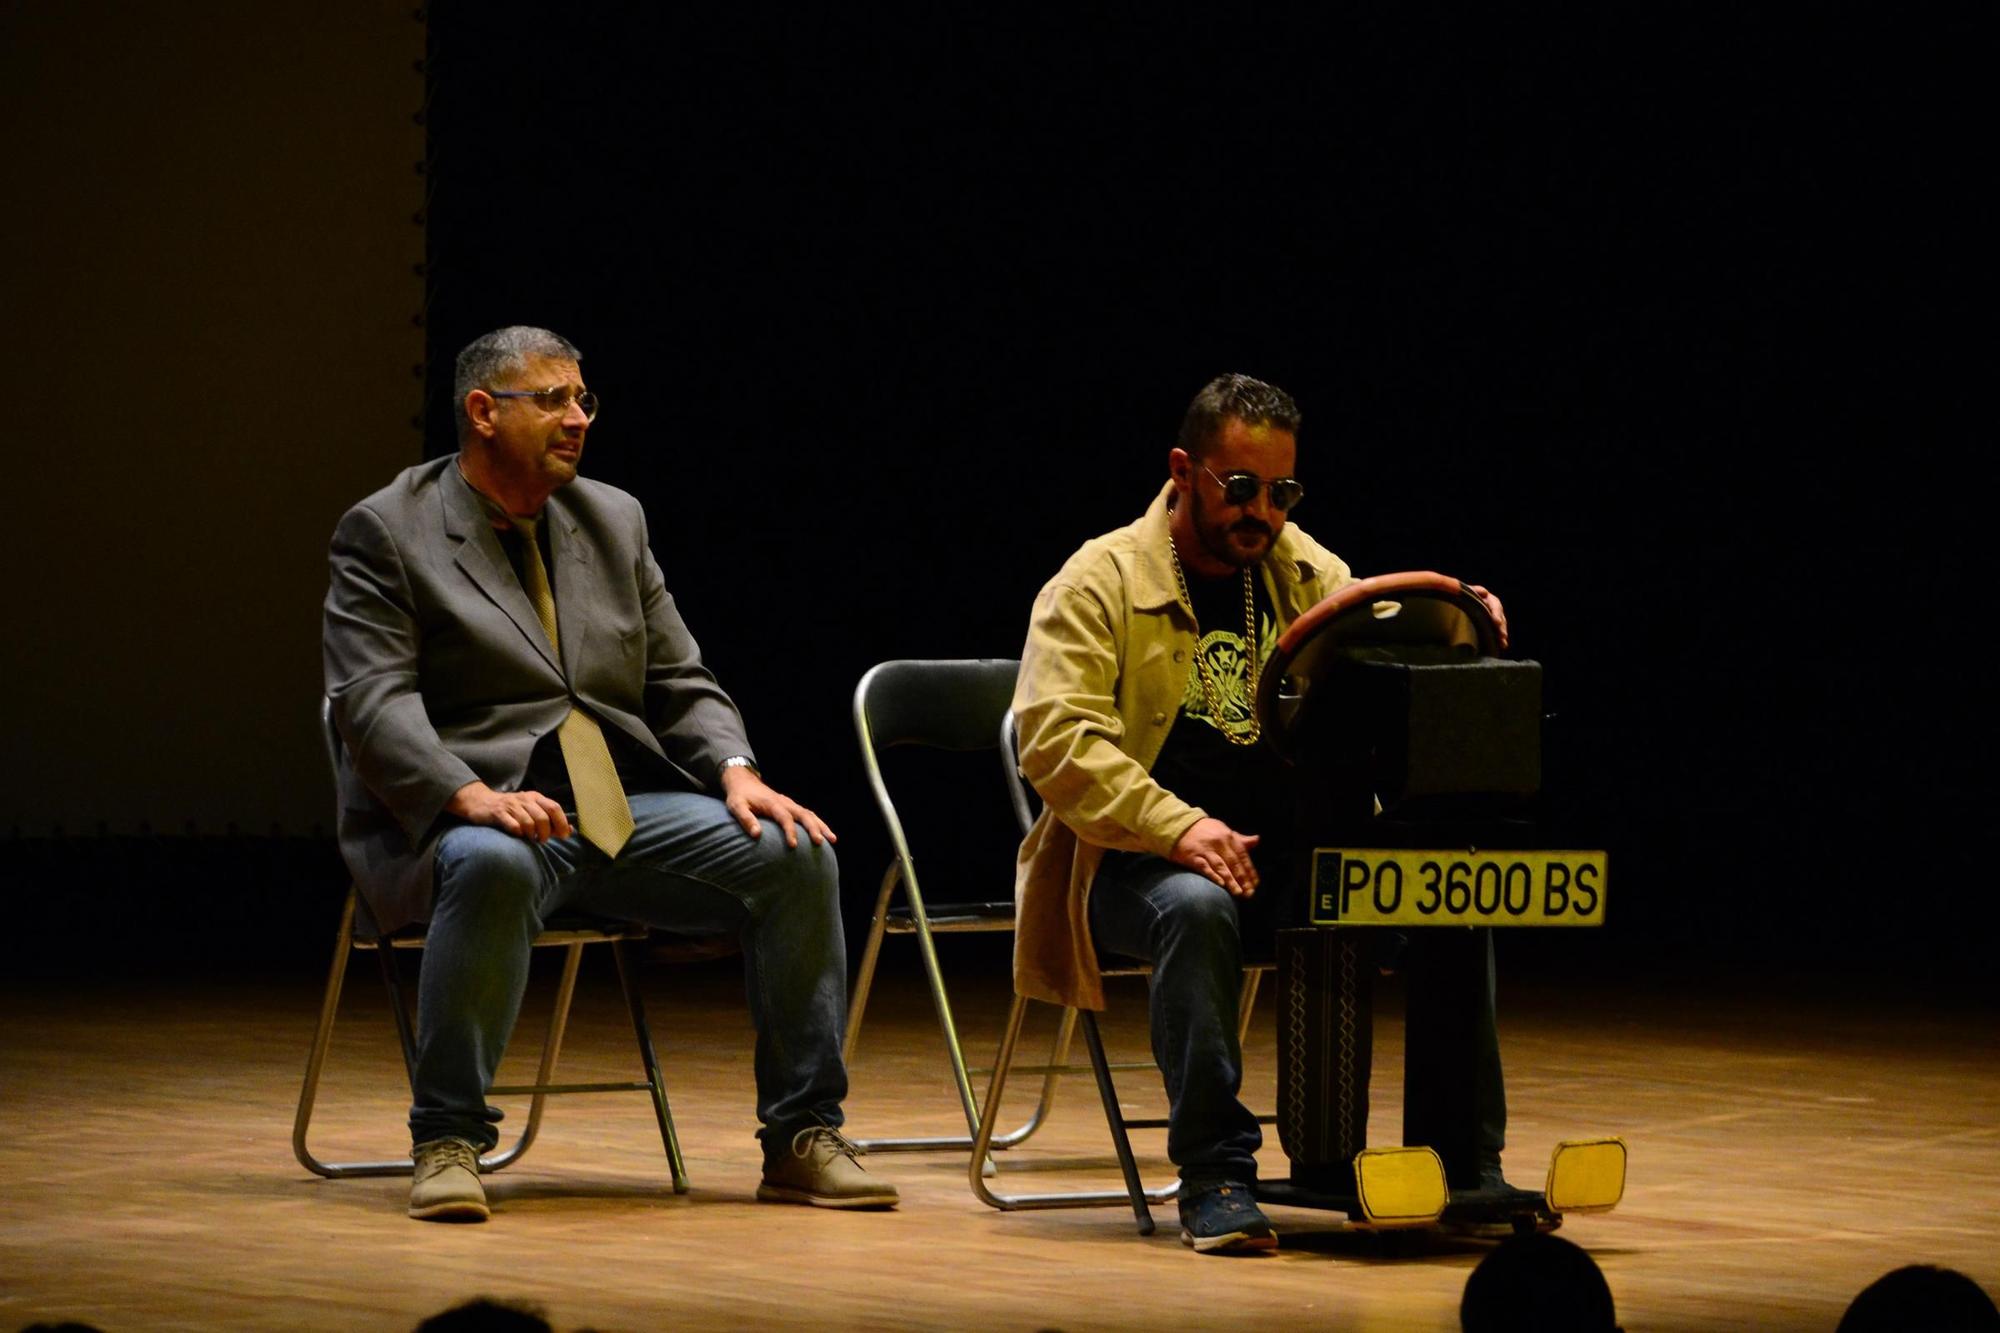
[
  {"x1": 1461, "y1": 1233, "x2": 1620, "y2": 1333},
  {"x1": 414, "y1": 1297, "x2": 555, "y2": 1333},
  {"x1": 1837, "y1": 1265, "x2": 1999, "y2": 1333}
]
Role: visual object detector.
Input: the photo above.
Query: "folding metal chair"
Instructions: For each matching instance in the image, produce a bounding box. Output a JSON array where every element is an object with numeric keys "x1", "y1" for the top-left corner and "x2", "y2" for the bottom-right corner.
[
  {"x1": 968, "y1": 711, "x2": 1272, "y2": 1235},
  {"x1": 294, "y1": 699, "x2": 688, "y2": 1190},
  {"x1": 842, "y1": 658, "x2": 1086, "y2": 1157}
]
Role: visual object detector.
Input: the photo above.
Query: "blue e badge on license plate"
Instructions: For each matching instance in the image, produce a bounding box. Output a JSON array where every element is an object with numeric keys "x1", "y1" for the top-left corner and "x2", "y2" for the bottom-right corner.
[{"x1": 1309, "y1": 849, "x2": 1607, "y2": 927}]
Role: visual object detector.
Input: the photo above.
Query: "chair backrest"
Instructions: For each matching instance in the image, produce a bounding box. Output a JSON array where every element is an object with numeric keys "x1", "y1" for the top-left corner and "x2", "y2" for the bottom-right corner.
[
  {"x1": 853, "y1": 659, "x2": 1022, "y2": 903},
  {"x1": 999, "y1": 708, "x2": 1037, "y2": 838},
  {"x1": 853, "y1": 659, "x2": 1020, "y2": 754}
]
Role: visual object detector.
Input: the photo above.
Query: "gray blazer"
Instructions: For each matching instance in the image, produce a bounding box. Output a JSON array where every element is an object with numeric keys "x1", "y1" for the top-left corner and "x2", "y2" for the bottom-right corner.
[{"x1": 322, "y1": 456, "x2": 753, "y2": 933}]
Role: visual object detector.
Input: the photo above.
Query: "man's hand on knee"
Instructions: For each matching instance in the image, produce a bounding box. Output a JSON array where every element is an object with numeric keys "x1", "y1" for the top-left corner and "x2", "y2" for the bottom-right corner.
[
  {"x1": 721, "y1": 765, "x2": 836, "y2": 849},
  {"x1": 1170, "y1": 817, "x2": 1261, "y2": 898},
  {"x1": 447, "y1": 781, "x2": 572, "y2": 842}
]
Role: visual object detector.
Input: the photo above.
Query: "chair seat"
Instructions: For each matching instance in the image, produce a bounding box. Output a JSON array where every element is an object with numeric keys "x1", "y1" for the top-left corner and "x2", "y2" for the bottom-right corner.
[
  {"x1": 1098, "y1": 952, "x2": 1276, "y2": 977},
  {"x1": 357, "y1": 917, "x2": 650, "y2": 950},
  {"x1": 885, "y1": 901, "x2": 1015, "y2": 932}
]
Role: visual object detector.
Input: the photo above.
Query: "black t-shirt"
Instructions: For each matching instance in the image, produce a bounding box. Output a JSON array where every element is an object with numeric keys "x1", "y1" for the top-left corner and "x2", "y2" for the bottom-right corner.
[{"x1": 1148, "y1": 564, "x2": 1291, "y2": 846}]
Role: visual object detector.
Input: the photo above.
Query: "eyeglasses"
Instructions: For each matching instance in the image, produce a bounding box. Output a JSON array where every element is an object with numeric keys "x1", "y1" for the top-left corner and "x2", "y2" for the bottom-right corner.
[
  {"x1": 1203, "y1": 466, "x2": 1304, "y2": 511},
  {"x1": 489, "y1": 385, "x2": 600, "y2": 423}
]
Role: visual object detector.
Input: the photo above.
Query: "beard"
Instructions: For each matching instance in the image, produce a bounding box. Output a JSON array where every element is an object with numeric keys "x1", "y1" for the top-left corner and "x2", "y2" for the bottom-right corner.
[{"x1": 1191, "y1": 486, "x2": 1277, "y2": 569}]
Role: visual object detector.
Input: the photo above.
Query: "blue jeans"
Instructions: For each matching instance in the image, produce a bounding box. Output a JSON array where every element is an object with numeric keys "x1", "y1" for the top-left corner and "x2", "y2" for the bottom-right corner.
[
  {"x1": 411, "y1": 790, "x2": 847, "y2": 1156},
  {"x1": 1088, "y1": 854, "x2": 1266, "y2": 1189}
]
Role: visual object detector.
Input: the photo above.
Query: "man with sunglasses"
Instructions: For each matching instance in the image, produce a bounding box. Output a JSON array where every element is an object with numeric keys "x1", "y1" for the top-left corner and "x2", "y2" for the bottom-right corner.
[
  {"x1": 1011, "y1": 373, "x2": 1509, "y2": 1253},
  {"x1": 324, "y1": 326, "x2": 892, "y2": 1221}
]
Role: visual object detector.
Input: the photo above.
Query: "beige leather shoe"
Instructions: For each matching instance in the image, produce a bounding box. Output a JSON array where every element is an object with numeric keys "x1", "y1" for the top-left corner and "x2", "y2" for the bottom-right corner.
[
  {"x1": 409, "y1": 1137, "x2": 490, "y2": 1222},
  {"x1": 756, "y1": 1125, "x2": 899, "y2": 1209}
]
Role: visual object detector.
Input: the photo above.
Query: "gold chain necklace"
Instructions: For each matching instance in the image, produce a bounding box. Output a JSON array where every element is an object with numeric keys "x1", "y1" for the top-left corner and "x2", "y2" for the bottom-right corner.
[{"x1": 1168, "y1": 535, "x2": 1261, "y2": 746}]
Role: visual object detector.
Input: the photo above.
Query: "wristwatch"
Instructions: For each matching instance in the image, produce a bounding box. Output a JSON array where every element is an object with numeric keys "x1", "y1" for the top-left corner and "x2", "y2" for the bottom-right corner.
[{"x1": 718, "y1": 755, "x2": 760, "y2": 780}]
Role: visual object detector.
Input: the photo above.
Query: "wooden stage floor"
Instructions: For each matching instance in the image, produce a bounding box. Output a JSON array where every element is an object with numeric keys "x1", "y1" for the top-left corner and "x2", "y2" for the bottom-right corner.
[{"x1": 1, "y1": 956, "x2": 1994, "y2": 1331}]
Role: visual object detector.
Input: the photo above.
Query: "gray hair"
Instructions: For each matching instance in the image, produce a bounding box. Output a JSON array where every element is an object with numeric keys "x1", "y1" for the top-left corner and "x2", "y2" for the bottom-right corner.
[{"x1": 453, "y1": 326, "x2": 582, "y2": 438}]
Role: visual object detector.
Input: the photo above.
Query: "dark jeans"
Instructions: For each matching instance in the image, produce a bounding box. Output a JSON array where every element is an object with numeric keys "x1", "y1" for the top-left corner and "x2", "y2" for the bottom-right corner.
[
  {"x1": 1090, "y1": 852, "x2": 1509, "y2": 1191},
  {"x1": 410, "y1": 790, "x2": 848, "y2": 1156},
  {"x1": 1089, "y1": 853, "x2": 1272, "y2": 1189}
]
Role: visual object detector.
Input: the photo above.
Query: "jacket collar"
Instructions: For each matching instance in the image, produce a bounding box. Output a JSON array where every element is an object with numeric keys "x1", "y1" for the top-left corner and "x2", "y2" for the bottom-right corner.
[
  {"x1": 439, "y1": 458, "x2": 579, "y2": 677},
  {"x1": 1129, "y1": 479, "x2": 1324, "y2": 615}
]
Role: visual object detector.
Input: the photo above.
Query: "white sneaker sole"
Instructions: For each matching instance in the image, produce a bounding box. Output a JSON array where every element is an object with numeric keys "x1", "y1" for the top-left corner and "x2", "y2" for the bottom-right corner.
[{"x1": 1180, "y1": 1227, "x2": 1279, "y2": 1253}]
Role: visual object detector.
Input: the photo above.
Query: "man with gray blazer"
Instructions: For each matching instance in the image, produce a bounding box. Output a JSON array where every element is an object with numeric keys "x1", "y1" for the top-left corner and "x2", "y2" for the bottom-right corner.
[{"x1": 323, "y1": 325, "x2": 892, "y2": 1221}]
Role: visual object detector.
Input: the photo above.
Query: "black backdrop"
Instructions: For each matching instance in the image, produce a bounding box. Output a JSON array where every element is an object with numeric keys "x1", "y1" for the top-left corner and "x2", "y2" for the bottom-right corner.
[{"x1": 408, "y1": 6, "x2": 1987, "y2": 981}]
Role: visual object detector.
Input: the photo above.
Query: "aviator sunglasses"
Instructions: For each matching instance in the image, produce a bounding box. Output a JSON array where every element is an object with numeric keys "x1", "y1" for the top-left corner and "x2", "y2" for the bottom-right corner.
[
  {"x1": 489, "y1": 385, "x2": 601, "y2": 423},
  {"x1": 1203, "y1": 465, "x2": 1305, "y2": 511}
]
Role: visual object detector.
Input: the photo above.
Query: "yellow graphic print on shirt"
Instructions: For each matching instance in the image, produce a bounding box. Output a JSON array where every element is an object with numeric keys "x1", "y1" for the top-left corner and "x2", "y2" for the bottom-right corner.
[{"x1": 1179, "y1": 615, "x2": 1281, "y2": 741}]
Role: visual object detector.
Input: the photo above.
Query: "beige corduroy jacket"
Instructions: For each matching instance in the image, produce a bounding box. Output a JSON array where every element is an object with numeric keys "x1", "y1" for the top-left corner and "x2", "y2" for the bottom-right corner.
[{"x1": 1011, "y1": 481, "x2": 1352, "y2": 1009}]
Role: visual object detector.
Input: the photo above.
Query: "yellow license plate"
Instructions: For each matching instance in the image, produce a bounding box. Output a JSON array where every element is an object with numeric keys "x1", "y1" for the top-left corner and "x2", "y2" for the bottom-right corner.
[{"x1": 1308, "y1": 848, "x2": 1607, "y2": 927}]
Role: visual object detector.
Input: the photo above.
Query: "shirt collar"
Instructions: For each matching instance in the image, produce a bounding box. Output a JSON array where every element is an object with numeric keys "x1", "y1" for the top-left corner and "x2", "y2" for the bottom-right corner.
[{"x1": 451, "y1": 455, "x2": 550, "y2": 532}]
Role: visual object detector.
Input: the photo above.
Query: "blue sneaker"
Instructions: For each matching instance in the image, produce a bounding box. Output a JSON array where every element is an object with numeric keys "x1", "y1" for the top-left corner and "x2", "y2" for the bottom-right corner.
[{"x1": 1178, "y1": 1181, "x2": 1278, "y2": 1253}]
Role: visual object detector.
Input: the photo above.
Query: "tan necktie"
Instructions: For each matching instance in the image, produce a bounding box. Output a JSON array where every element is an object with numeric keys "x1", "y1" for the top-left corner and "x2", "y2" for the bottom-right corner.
[{"x1": 512, "y1": 517, "x2": 635, "y2": 858}]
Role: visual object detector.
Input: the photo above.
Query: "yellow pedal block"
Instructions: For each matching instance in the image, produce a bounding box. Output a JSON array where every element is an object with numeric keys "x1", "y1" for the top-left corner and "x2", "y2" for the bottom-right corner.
[
  {"x1": 1544, "y1": 1137, "x2": 1627, "y2": 1213},
  {"x1": 1354, "y1": 1145, "x2": 1449, "y2": 1228}
]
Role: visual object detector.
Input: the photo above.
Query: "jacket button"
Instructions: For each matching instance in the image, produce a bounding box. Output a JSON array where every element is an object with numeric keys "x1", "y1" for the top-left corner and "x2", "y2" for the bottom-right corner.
[
  {"x1": 1173, "y1": 649, "x2": 1186, "y2": 663},
  {"x1": 1151, "y1": 711, "x2": 1167, "y2": 725}
]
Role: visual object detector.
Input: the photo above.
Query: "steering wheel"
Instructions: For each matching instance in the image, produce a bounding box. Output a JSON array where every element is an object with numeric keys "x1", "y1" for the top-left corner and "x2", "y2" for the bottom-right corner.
[{"x1": 1254, "y1": 571, "x2": 1505, "y2": 768}]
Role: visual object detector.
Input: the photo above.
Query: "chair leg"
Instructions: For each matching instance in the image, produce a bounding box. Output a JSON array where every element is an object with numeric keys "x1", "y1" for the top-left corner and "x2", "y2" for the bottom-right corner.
[
  {"x1": 967, "y1": 993, "x2": 1032, "y2": 1202},
  {"x1": 846, "y1": 864, "x2": 1073, "y2": 1157},
  {"x1": 297, "y1": 914, "x2": 670, "y2": 1184},
  {"x1": 1081, "y1": 1010, "x2": 1156, "y2": 1236},
  {"x1": 612, "y1": 938, "x2": 689, "y2": 1193},
  {"x1": 291, "y1": 892, "x2": 447, "y2": 1179},
  {"x1": 969, "y1": 994, "x2": 1175, "y2": 1230},
  {"x1": 989, "y1": 1008, "x2": 1080, "y2": 1151},
  {"x1": 376, "y1": 939, "x2": 418, "y2": 1083},
  {"x1": 481, "y1": 941, "x2": 583, "y2": 1172},
  {"x1": 295, "y1": 890, "x2": 454, "y2": 1179},
  {"x1": 903, "y1": 878, "x2": 983, "y2": 1142},
  {"x1": 294, "y1": 891, "x2": 375, "y2": 1178},
  {"x1": 844, "y1": 861, "x2": 992, "y2": 1155},
  {"x1": 1238, "y1": 965, "x2": 1280, "y2": 1126},
  {"x1": 841, "y1": 862, "x2": 899, "y2": 1064},
  {"x1": 1237, "y1": 965, "x2": 1266, "y2": 1046}
]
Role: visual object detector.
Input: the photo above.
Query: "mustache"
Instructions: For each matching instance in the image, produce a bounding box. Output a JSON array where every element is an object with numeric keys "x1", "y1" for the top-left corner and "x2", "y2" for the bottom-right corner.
[{"x1": 1230, "y1": 519, "x2": 1272, "y2": 537}]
